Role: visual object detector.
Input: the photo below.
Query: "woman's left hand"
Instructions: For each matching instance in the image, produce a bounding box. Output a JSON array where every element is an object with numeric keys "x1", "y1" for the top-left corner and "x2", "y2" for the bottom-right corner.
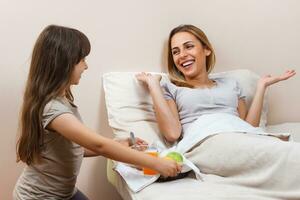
[{"x1": 258, "y1": 69, "x2": 296, "y2": 88}]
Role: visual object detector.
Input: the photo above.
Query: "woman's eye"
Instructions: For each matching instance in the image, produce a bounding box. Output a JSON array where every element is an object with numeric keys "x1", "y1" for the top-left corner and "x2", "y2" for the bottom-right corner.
[
  {"x1": 186, "y1": 45, "x2": 194, "y2": 49},
  {"x1": 172, "y1": 50, "x2": 179, "y2": 55}
]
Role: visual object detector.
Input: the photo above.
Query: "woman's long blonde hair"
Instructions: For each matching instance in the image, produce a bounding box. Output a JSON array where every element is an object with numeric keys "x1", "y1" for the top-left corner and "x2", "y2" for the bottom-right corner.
[
  {"x1": 167, "y1": 24, "x2": 216, "y2": 87},
  {"x1": 16, "y1": 25, "x2": 90, "y2": 165}
]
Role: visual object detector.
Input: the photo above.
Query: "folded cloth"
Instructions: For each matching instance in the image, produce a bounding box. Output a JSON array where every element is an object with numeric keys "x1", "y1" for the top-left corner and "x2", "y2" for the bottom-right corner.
[
  {"x1": 114, "y1": 113, "x2": 290, "y2": 193},
  {"x1": 114, "y1": 147, "x2": 203, "y2": 192},
  {"x1": 114, "y1": 162, "x2": 160, "y2": 192}
]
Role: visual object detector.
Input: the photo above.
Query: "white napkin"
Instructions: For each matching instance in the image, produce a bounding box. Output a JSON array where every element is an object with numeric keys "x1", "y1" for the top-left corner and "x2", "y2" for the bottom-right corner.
[{"x1": 114, "y1": 148, "x2": 203, "y2": 192}]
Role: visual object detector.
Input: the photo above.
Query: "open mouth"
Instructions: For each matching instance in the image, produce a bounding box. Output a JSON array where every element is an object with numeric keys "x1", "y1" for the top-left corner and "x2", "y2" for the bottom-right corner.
[{"x1": 181, "y1": 60, "x2": 195, "y2": 68}]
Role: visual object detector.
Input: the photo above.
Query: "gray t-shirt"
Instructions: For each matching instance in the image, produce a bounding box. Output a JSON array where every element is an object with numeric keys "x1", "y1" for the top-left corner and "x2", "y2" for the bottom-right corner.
[
  {"x1": 160, "y1": 77, "x2": 245, "y2": 134},
  {"x1": 14, "y1": 98, "x2": 84, "y2": 200}
]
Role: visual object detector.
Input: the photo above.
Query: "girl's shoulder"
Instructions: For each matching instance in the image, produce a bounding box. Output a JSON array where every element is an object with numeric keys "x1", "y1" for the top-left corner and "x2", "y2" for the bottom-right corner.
[{"x1": 43, "y1": 97, "x2": 74, "y2": 115}]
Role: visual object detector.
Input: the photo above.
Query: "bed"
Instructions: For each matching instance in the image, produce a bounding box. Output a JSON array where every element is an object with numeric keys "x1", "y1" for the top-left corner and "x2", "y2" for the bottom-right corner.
[{"x1": 103, "y1": 69, "x2": 300, "y2": 200}]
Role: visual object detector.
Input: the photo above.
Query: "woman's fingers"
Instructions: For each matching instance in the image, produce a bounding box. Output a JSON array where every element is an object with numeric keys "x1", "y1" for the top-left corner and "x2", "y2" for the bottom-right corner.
[
  {"x1": 135, "y1": 72, "x2": 150, "y2": 82},
  {"x1": 281, "y1": 69, "x2": 296, "y2": 80},
  {"x1": 260, "y1": 69, "x2": 296, "y2": 87}
]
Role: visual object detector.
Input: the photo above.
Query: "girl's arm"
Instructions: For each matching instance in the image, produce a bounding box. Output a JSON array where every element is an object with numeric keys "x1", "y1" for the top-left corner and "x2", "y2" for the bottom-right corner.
[
  {"x1": 48, "y1": 114, "x2": 181, "y2": 177},
  {"x1": 242, "y1": 70, "x2": 296, "y2": 127},
  {"x1": 84, "y1": 138, "x2": 148, "y2": 157},
  {"x1": 136, "y1": 73, "x2": 182, "y2": 143},
  {"x1": 83, "y1": 148, "x2": 98, "y2": 157}
]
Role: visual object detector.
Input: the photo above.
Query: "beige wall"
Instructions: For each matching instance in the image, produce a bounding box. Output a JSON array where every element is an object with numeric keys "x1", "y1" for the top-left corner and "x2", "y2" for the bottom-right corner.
[{"x1": 1, "y1": 0, "x2": 299, "y2": 199}]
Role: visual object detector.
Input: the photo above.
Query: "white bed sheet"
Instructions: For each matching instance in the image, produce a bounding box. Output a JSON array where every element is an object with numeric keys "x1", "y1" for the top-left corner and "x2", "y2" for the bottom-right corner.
[{"x1": 107, "y1": 123, "x2": 300, "y2": 200}]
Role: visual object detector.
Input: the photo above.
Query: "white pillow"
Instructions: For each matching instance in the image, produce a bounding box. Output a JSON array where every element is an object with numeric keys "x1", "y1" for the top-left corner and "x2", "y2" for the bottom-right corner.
[{"x1": 102, "y1": 69, "x2": 268, "y2": 144}]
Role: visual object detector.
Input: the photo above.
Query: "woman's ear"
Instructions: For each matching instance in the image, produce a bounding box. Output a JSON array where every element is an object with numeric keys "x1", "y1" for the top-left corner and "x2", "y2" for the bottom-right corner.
[{"x1": 205, "y1": 48, "x2": 211, "y2": 56}]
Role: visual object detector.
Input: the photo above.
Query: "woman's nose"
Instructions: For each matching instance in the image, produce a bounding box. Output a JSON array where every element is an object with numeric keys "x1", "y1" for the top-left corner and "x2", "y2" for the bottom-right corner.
[{"x1": 179, "y1": 50, "x2": 188, "y2": 58}]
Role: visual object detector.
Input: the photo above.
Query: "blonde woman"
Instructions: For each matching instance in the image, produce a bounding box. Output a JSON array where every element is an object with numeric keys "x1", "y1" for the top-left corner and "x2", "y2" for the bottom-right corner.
[{"x1": 136, "y1": 24, "x2": 299, "y2": 198}]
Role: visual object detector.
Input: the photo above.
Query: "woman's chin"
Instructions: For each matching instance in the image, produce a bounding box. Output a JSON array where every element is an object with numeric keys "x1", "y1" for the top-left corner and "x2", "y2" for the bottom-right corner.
[{"x1": 182, "y1": 70, "x2": 197, "y2": 79}]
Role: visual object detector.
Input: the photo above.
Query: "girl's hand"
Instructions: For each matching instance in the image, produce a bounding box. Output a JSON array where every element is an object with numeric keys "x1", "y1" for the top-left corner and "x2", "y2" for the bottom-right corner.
[
  {"x1": 135, "y1": 72, "x2": 162, "y2": 88},
  {"x1": 117, "y1": 138, "x2": 148, "y2": 151},
  {"x1": 258, "y1": 70, "x2": 296, "y2": 88},
  {"x1": 154, "y1": 157, "x2": 182, "y2": 177}
]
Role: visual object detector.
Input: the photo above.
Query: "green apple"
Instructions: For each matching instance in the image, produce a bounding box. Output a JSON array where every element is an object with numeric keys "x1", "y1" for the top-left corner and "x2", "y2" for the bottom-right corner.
[{"x1": 165, "y1": 151, "x2": 183, "y2": 163}]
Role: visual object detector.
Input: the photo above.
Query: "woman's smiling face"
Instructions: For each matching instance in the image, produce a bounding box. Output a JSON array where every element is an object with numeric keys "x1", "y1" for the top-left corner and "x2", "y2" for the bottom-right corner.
[{"x1": 171, "y1": 31, "x2": 211, "y2": 80}]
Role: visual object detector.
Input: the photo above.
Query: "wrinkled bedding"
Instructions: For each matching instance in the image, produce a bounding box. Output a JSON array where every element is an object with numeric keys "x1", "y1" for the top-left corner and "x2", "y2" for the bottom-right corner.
[
  {"x1": 185, "y1": 132, "x2": 300, "y2": 200},
  {"x1": 107, "y1": 123, "x2": 300, "y2": 200}
]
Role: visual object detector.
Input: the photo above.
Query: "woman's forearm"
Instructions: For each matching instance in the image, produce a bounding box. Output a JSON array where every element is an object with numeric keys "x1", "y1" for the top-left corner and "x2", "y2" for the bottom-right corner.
[
  {"x1": 148, "y1": 82, "x2": 181, "y2": 142},
  {"x1": 246, "y1": 70, "x2": 296, "y2": 126},
  {"x1": 245, "y1": 85, "x2": 266, "y2": 127}
]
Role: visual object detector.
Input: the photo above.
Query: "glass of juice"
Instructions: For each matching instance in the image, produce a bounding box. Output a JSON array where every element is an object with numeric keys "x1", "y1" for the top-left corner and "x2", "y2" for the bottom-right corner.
[{"x1": 143, "y1": 148, "x2": 159, "y2": 175}]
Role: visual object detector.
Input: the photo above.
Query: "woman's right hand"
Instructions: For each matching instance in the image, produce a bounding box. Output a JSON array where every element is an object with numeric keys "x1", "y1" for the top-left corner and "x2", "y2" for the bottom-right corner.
[
  {"x1": 135, "y1": 72, "x2": 162, "y2": 89},
  {"x1": 154, "y1": 157, "x2": 182, "y2": 177}
]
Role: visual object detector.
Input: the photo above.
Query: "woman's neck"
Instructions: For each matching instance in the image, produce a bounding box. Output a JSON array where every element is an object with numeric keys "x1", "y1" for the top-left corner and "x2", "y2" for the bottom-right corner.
[{"x1": 186, "y1": 73, "x2": 215, "y2": 88}]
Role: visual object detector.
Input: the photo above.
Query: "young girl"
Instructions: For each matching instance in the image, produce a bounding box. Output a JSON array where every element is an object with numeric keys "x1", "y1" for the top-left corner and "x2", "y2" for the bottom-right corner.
[{"x1": 13, "y1": 25, "x2": 181, "y2": 200}]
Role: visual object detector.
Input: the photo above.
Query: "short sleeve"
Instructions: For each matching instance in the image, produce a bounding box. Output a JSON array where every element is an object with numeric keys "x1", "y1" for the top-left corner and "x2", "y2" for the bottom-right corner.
[
  {"x1": 42, "y1": 100, "x2": 74, "y2": 129},
  {"x1": 234, "y1": 79, "x2": 246, "y2": 99},
  {"x1": 160, "y1": 78, "x2": 175, "y2": 100}
]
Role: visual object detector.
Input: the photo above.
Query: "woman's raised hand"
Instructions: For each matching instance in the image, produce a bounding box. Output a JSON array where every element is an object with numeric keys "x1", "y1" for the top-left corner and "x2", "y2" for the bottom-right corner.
[
  {"x1": 135, "y1": 72, "x2": 162, "y2": 88},
  {"x1": 258, "y1": 70, "x2": 296, "y2": 88}
]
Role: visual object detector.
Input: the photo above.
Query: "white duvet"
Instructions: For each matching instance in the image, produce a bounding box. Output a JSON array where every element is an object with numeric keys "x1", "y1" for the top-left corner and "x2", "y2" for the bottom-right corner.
[{"x1": 114, "y1": 113, "x2": 288, "y2": 193}]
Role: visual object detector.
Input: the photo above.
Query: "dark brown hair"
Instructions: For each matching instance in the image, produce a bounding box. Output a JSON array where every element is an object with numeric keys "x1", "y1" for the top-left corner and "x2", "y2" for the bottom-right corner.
[
  {"x1": 17, "y1": 25, "x2": 90, "y2": 165},
  {"x1": 167, "y1": 24, "x2": 216, "y2": 87}
]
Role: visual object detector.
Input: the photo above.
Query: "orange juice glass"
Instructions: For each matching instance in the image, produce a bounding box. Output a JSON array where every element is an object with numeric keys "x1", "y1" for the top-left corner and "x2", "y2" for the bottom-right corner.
[{"x1": 143, "y1": 150, "x2": 159, "y2": 175}]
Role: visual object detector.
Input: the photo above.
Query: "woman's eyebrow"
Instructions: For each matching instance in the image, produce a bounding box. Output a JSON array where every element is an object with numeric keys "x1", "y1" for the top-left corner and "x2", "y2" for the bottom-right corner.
[
  {"x1": 172, "y1": 41, "x2": 194, "y2": 50},
  {"x1": 183, "y1": 41, "x2": 194, "y2": 45}
]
